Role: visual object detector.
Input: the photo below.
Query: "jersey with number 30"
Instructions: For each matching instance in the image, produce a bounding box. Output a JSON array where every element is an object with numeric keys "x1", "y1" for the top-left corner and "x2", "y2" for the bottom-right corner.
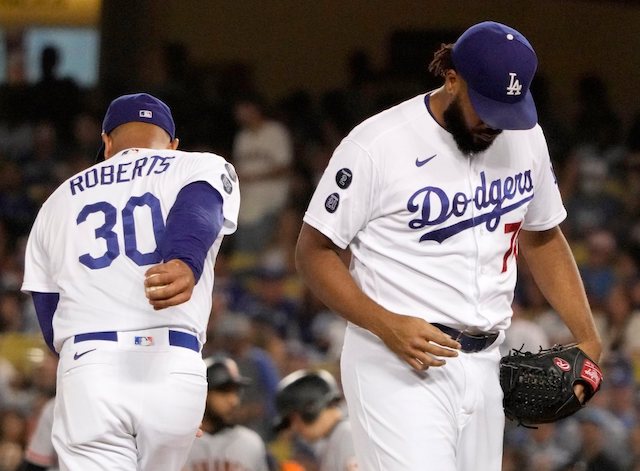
[
  {"x1": 22, "y1": 148, "x2": 240, "y2": 352},
  {"x1": 304, "y1": 93, "x2": 565, "y2": 332}
]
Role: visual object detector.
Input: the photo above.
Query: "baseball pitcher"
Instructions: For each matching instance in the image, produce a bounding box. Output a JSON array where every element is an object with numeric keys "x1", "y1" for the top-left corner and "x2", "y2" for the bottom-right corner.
[{"x1": 296, "y1": 22, "x2": 601, "y2": 471}]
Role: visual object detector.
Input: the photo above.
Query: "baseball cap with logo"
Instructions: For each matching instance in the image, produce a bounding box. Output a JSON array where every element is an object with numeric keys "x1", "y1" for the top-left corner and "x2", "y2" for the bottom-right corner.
[
  {"x1": 452, "y1": 21, "x2": 538, "y2": 130},
  {"x1": 96, "y1": 92, "x2": 176, "y2": 161}
]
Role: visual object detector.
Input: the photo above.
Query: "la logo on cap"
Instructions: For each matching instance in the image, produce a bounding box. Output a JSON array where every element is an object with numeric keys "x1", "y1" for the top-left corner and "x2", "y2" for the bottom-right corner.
[
  {"x1": 139, "y1": 110, "x2": 153, "y2": 118},
  {"x1": 506, "y1": 73, "x2": 522, "y2": 96}
]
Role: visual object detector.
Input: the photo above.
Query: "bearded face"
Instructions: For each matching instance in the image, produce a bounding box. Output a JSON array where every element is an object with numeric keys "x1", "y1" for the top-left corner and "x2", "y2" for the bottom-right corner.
[{"x1": 443, "y1": 96, "x2": 502, "y2": 156}]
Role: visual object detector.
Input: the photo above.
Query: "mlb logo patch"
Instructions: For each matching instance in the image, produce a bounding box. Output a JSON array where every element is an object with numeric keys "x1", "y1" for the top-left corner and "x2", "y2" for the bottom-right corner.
[
  {"x1": 135, "y1": 336, "x2": 154, "y2": 346},
  {"x1": 139, "y1": 110, "x2": 153, "y2": 118}
]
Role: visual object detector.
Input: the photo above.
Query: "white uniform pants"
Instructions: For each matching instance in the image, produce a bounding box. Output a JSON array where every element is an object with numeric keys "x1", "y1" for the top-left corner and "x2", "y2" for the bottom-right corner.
[
  {"x1": 341, "y1": 325, "x2": 505, "y2": 471},
  {"x1": 53, "y1": 328, "x2": 207, "y2": 471}
]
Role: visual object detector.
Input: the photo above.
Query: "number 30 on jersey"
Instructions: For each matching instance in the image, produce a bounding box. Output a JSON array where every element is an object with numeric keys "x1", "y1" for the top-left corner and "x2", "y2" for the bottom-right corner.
[{"x1": 76, "y1": 192, "x2": 165, "y2": 269}]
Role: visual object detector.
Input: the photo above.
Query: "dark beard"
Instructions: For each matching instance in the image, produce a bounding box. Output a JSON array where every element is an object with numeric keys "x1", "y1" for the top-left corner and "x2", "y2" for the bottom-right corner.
[
  {"x1": 443, "y1": 98, "x2": 502, "y2": 156},
  {"x1": 204, "y1": 409, "x2": 233, "y2": 434}
]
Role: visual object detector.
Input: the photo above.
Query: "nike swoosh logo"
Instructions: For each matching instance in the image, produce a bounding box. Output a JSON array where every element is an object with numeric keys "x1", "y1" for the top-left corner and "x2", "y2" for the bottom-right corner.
[
  {"x1": 416, "y1": 154, "x2": 437, "y2": 167},
  {"x1": 73, "y1": 349, "x2": 96, "y2": 360}
]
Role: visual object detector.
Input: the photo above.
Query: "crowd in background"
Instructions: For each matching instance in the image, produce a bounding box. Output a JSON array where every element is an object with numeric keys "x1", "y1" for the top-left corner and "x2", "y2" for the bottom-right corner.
[{"x1": 1, "y1": 41, "x2": 640, "y2": 470}]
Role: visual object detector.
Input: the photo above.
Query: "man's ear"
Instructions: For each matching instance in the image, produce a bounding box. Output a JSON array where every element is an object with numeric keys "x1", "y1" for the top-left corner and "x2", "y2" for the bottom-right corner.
[
  {"x1": 169, "y1": 138, "x2": 179, "y2": 150},
  {"x1": 102, "y1": 133, "x2": 113, "y2": 159},
  {"x1": 444, "y1": 69, "x2": 459, "y2": 95}
]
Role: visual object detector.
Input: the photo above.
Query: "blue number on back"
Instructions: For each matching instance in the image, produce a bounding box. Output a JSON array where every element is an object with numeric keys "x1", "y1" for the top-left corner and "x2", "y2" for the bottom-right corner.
[
  {"x1": 122, "y1": 193, "x2": 165, "y2": 265},
  {"x1": 77, "y1": 193, "x2": 165, "y2": 269},
  {"x1": 77, "y1": 202, "x2": 120, "y2": 269}
]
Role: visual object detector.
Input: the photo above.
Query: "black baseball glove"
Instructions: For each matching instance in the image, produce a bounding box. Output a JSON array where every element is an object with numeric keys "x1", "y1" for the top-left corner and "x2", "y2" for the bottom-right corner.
[{"x1": 499, "y1": 344, "x2": 603, "y2": 426}]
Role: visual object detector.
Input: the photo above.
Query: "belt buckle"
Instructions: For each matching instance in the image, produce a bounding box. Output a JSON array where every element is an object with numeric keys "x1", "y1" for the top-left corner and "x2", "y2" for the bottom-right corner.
[{"x1": 460, "y1": 329, "x2": 489, "y2": 340}]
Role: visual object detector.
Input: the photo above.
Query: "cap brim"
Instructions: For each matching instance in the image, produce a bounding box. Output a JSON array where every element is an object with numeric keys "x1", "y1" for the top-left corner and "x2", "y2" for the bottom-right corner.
[
  {"x1": 208, "y1": 377, "x2": 251, "y2": 391},
  {"x1": 95, "y1": 142, "x2": 106, "y2": 162},
  {"x1": 467, "y1": 87, "x2": 538, "y2": 131}
]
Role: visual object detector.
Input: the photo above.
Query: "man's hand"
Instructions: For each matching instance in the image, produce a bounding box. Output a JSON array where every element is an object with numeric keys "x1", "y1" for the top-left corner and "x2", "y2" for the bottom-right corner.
[
  {"x1": 376, "y1": 313, "x2": 461, "y2": 371},
  {"x1": 144, "y1": 259, "x2": 195, "y2": 310},
  {"x1": 574, "y1": 340, "x2": 602, "y2": 403}
]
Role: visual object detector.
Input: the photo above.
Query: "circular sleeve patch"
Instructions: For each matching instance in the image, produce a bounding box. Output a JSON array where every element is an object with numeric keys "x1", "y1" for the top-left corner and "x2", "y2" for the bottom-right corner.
[
  {"x1": 325, "y1": 193, "x2": 340, "y2": 213},
  {"x1": 221, "y1": 174, "x2": 233, "y2": 194},
  {"x1": 335, "y1": 168, "x2": 353, "y2": 189}
]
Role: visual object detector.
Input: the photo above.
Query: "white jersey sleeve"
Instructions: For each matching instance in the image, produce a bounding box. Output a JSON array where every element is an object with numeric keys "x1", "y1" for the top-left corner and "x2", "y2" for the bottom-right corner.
[
  {"x1": 522, "y1": 126, "x2": 566, "y2": 231},
  {"x1": 179, "y1": 154, "x2": 240, "y2": 235},
  {"x1": 25, "y1": 398, "x2": 57, "y2": 468},
  {"x1": 303, "y1": 139, "x2": 380, "y2": 249},
  {"x1": 22, "y1": 211, "x2": 58, "y2": 293}
]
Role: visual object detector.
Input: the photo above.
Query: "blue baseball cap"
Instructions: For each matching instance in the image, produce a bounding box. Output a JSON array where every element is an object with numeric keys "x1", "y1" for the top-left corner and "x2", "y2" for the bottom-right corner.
[
  {"x1": 96, "y1": 93, "x2": 175, "y2": 161},
  {"x1": 452, "y1": 21, "x2": 538, "y2": 130}
]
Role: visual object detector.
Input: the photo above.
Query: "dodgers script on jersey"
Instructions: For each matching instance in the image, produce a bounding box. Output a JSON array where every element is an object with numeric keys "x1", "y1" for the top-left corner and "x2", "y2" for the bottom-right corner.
[
  {"x1": 304, "y1": 93, "x2": 565, "y2": 333},
  {"x1": 22, "y1": 148, "x2": 240, "y2": 351}
]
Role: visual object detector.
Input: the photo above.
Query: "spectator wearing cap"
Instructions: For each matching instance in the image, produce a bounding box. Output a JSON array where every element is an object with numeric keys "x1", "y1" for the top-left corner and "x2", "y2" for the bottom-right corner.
[{"x1": 183, "y1": 356, "x2": 271, "y2": 471}]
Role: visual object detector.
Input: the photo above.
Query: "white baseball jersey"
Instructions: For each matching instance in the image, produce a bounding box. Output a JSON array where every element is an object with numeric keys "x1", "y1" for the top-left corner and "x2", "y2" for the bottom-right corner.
[
  {"x1": 183, "y1": 427, "x2": 269, "y2": 471},
  {"x1": 25, "y1": 397, "x2": 59, "y2": 471},
  {"x1": 22, "y1": 148, "x2": 240, "y2": 351},
  {"x1": 304, "y1": 93, "x2": 565, "y2": 333}
]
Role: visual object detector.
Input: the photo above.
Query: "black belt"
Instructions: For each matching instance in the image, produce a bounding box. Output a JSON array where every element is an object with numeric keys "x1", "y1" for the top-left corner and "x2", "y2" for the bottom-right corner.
[
  {"x1": 432, "y1": 323, "x2": 498, "y2": 353},
  {"x1": 74, "y1": 330, "x2": 200, "y2": 352}
]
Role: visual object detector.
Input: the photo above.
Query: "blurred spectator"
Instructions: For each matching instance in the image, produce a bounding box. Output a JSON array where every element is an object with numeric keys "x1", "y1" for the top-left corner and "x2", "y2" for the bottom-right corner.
[
  {"x1": 214, "y1": 313, "x2": 281, "y2": 440},
  {"x1": 30, "y1": 45, "x2": 81, "y2": 142},
  {"x1": 629, "y1": 424, "x2": 640, "y2": 471},
  {"x1": 246, "y1": 265, "x2": 300, "y2": 340},
  {"x1": 501, "y1": 301, "x2": 551, "y2": 357},
  {"x1": 530, "y1": 74, "x2": 572, "y2": 176},
  {"x1": 523, "y1": 423, "x2": 573, "y2": 471},
  {"x1": 309, "y1": 310, "x2": 347, "y2": 364},
  {"x1": 601, "y1": 352, "x2": 637, "y2": 430},
  {"x1": 0, "y1": 291, "x2": 26, "y2": 333},
  {"x1": 601, "y1": 282, "x2": 637, "y2": 355},
  {"x1": 501, "y1": 445, "x2": 529, "y2": 471},
  {"x1": 0, "y1": 408, "x2": 27, "y2": 471},
  {"x1": 232, "y1": 93, "x2": 294, "y2": 255},
  {"x1": 19, "y1": 121, "x2": 65, "y2": 208},
  {"x1": 22, "y1": 397, "x2": 58, "y2": 470},
  {"x1": 0, "y1": 161, "x2": 37, "y2": 239},
  {"x1": 571, "y1": 74, "x2": 622, "y2": 151},
  {"x1": 579, "y1": 229, "x2": 618, "y2": 312},
  {"x1": 562, "y1": 408, "x2": 625, "y2": 470},
  {"x1": 620, "y1": 114, "x2": 640, "y2": 264}
]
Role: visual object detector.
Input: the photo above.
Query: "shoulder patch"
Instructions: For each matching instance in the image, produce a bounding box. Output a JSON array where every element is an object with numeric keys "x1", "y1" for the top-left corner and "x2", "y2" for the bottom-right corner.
[
  {"x1": 335, "y1": 168, "x2": 353, "y2": 189},
  {"x1": 225, "y1": 163, "x2": 237, "y2": 182},
  {"x1": 325, "y1": 193, "x2": 340, "y2": 213},
  {"x1": 221, "y1": 174, "x2": 233, "y2": 194}
]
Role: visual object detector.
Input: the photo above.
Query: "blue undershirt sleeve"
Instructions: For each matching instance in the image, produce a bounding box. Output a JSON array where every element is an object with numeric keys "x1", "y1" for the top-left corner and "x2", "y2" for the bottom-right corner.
[
  {"x1": 159, "y1": 181, "x2": 224, "y2": 283},
  {"x1": 31, "y1": 292, "x2": 59, "y2": 354}
]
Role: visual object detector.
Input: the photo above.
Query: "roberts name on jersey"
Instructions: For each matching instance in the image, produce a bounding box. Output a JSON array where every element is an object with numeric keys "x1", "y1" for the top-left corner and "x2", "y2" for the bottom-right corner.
[{"x1": 70, "y1": 151, "x2": 175, "y2": 195}]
